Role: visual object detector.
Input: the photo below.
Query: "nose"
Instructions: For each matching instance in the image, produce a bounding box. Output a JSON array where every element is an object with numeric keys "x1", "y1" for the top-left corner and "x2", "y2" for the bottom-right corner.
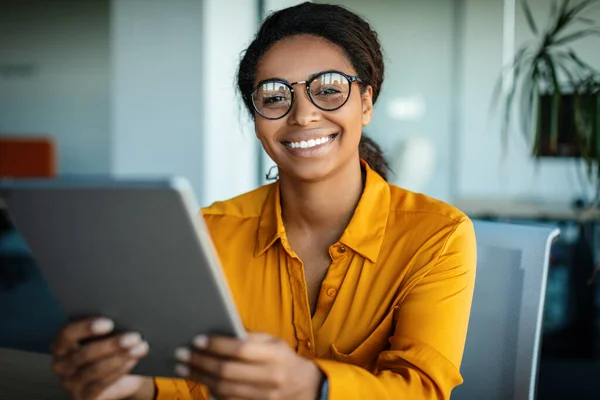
[{"x1": 286, "y1": 83, "x2": 320, "y2": 126}]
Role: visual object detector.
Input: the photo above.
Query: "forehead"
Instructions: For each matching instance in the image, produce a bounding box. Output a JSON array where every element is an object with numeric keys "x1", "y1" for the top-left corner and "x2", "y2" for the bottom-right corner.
[{"x1": 255, "y1": 35, "x2": 355, "y2": 84}]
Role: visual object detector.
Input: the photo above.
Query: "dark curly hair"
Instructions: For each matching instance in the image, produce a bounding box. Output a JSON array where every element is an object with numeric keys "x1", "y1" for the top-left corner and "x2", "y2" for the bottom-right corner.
[{"x1": 237, "y1": 2, "x2": 390, "y2": 180}]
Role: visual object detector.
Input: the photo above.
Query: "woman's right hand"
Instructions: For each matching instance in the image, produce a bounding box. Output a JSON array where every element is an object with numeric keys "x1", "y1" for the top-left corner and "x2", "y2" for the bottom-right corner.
[{"x1": 51, "y1": 317, "x2": 156, "y2": 400}]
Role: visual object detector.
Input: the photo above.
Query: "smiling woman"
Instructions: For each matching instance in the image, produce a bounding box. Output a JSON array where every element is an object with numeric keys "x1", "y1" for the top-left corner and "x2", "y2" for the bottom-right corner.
[{"x1": 48, "y1": 3, "x2": 477, "y2": 400}]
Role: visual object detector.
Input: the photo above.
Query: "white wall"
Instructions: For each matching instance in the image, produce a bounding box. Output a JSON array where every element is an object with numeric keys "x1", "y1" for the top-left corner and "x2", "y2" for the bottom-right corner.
[
  {"x1": 0, "y1": 0, "x2": 258, "y2": 206},
  {"x1": 202, "y1": 0, "x2": 258, "y2": 204},
  {"x1": 110, "y1": 0, "x2": 206, "y2": 200},
  {"x1": 458, "y1": 0, "x2": 600, "y2": 203},
  {"x1": 315, "y1": 0, "x2": 458, "y2": 201},
  {"x1": 6, "y1": 0, "x2": 598, "y2": 205},
  {"x1": 111, "y1": 0, "x2": 258, "y2": 206},
  {"x1": 0, "y1": 0, "x2": 111, "y2": 175}
]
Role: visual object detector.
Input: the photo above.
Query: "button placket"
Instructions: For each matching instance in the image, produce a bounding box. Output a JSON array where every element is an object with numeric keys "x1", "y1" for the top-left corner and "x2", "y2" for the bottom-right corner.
[{"x1": 286, "y1": 257, "x2": 315, "y2": 357}]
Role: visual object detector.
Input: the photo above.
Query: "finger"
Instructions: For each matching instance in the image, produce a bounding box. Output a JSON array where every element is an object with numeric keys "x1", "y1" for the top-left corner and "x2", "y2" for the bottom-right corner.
[
  {"x1": 192, "y1": 333, "x2": 280, "y2": 362},
  {"x1": 174, "y1": 348, "x2": 279, "y2": 386},
  {"x1": 52, "y1": 318, "x2": 115, "y2": 357},
  {"x1": 81, "y1": 358, "x2": 138, "y2": 400},
  {"x1": 76, "y1": 342, "x2": 148, "y2": 386},
  {"x1": 53, "y1": 332, "x2": 144, "y2": 376},
  {"x1": 180, "y1": 365, "x2": 270, "y2": 400},
  {"x1": 61, "y1": 341, "x2": 148, "y2": 397}
]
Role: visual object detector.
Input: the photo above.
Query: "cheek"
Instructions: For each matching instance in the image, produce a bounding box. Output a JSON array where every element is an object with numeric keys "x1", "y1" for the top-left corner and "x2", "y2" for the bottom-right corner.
[
  {"x1": 254, "y1": 119, "x2": 276, "y2": 142},
  {"x1": 254, "y1": 120, "x2": 285, "y2": 160},
  {"x1": 336, "y1": 99, "x2": 365, "y2": 138}
]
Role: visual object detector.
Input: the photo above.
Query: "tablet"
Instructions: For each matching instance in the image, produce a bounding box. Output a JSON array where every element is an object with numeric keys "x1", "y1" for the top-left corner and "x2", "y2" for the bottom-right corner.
[{"x1": 0, "y1": 176, "x2": 246, "y2": 378}]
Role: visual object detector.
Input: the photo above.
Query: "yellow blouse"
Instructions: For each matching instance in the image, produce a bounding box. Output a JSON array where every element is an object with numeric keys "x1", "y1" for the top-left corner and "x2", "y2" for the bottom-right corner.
[{"x1": 155, "y1": 161, "x2": 477, "y2": 399}]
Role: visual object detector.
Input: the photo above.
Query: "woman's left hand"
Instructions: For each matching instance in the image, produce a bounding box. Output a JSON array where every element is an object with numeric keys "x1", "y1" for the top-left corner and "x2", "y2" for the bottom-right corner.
[{"x1": 174, "y1": 332, "x2": 324, "y2": 400}]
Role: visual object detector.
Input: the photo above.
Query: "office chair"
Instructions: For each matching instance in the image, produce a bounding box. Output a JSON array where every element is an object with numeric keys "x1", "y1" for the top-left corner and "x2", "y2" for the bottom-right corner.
[{"x1": 453, "y1": 220, "x2": 560, "y2": 400}]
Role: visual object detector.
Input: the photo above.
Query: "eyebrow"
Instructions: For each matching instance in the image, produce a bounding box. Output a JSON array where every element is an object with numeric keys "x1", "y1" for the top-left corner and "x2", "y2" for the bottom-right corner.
[{"x1": 256, "y1": 70, "x2": 332, "y2": 86}]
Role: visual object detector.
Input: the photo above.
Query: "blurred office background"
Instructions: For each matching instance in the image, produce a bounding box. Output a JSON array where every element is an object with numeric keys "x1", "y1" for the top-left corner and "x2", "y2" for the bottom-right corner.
[{"x1": 1, "y1": 0, "x2": 600, "y2": 398}]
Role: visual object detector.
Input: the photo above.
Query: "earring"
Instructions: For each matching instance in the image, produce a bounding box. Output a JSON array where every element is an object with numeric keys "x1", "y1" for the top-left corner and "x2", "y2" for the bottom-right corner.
[{"x1": 265, "y1": 166, "x2": 279, "y2": 180}]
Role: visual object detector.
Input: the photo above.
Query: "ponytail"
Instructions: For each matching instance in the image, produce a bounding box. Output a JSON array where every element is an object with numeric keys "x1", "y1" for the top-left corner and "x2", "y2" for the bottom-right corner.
[{"x1": 359, "y1": 134, "x2": 390, "y2": 181}]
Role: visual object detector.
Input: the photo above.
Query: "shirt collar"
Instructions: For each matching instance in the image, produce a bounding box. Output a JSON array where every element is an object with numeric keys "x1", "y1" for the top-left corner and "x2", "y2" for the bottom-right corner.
[{"x1": 255, "y1": 160, "x2": 390, "y2": 263}]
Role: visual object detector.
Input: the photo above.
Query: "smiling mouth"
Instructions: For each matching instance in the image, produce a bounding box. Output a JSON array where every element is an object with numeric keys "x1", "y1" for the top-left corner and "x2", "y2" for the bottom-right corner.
[{"x1": 282, "y1": 134, "x2": 338, "y2": 149}]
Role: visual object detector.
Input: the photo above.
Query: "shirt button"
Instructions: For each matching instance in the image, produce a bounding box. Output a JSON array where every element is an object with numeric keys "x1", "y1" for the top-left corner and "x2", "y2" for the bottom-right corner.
[
  {"x1": 338, "y1": 246, "x2": 346, "y2": 254},
  {"x1": 326, "y1": 288, "x2": 337, "y2": 297},
  {"x1": 306, "y1": 340, "x2": 312, "y2": 349}
]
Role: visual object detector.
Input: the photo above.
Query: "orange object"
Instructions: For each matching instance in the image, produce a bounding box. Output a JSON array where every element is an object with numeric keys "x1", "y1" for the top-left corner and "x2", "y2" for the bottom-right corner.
[
  {"x1": 0, "y1": 136, "x2": 57, "y2": 178},
  {"x1": 155, "y1": 161, "x2": 477, "y2": 400}
]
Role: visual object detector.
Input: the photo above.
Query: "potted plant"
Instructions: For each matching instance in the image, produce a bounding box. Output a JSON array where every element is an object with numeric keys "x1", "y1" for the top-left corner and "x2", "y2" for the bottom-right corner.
[{"x1": 495, "y1": 0, "x2": 600, "y2": 200}]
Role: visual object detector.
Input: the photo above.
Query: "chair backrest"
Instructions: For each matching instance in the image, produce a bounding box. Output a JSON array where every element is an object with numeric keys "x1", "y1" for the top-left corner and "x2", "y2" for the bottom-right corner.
[{"x1": 453, "y1": 220, "x2": 560, "y2": 400}]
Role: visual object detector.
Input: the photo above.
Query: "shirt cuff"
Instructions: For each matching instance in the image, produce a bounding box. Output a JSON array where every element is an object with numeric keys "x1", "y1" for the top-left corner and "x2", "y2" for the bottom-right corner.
[{"x1": 154, "y1": 377, "x2": 193, "y2": 400}]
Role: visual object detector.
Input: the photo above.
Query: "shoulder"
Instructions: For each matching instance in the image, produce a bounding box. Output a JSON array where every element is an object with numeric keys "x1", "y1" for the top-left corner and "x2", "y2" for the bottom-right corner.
[
  {"x1": 384, "y1": 184, "x2": 475, "y2": 267},
  {"x1": 387, "y1": 184, "x2": 469, "y2": 225},
  {"x1": 201, "y1": 183, "x2": 274, "y2": 220},
  {"x1": 388, "y1": 183, "x2": 476, "y2": 269}
]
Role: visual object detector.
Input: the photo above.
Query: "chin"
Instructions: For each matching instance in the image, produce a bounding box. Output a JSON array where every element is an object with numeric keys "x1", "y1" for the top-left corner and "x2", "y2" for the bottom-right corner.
[{"x1": 279, "y1": 158, "x2": 338, "y2": 183}]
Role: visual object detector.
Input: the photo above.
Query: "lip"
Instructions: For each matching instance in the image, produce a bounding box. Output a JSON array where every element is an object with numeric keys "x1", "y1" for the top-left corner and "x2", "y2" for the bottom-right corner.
[
  {"x1": 281, "y1": 133, "x2": 338, "y2": 158},
  {"x1": 280, "y1": 129, "x2": 338, "y2": 144}
]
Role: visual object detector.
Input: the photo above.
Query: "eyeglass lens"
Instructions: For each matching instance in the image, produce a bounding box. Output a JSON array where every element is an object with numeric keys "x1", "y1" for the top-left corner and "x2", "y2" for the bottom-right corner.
[{"x1": 252, "y1": 72, "x2": 351, "y2": 119}]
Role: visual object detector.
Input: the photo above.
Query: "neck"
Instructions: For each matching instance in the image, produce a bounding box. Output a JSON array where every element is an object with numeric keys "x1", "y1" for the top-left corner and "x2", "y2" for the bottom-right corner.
[{"x1": 279, "y1": 157, "x2": 364, "y2": 238}]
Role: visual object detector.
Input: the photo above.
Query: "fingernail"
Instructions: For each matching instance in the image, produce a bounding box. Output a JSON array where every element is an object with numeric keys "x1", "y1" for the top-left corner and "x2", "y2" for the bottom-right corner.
[
  {"x1": 193, "y1": 335, "x2": 208, "y2": 349},
  {"x1": 175, "y1": 364, "x2": 190, "y2": 377},
  {"x1": 130, "y1": 341, "x2": 149, "y2": 356},
  {"x1": 174, "y1": 347, "x2": 191, "y2": 362},
  {"x1": 91, "y1": 318, "x2": 114, "y2": 334},
  {"x1": 120, "y1": 332, "x2": 142, "y2": 348}
]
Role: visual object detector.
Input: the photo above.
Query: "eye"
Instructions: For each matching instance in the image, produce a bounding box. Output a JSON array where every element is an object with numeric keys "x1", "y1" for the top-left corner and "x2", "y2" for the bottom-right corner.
[
  {"x1": 263, "y1": 95, "x2": 287, "y2": 104},
  {"x1": 315, "y1": 87, "x2": 342, "y2": 96}
]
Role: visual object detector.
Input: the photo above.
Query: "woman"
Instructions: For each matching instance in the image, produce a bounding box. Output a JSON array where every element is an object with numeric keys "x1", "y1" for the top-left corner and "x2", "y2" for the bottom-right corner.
[{"x1": 50, "y1": 3, "x2": 476, "y2": 399}]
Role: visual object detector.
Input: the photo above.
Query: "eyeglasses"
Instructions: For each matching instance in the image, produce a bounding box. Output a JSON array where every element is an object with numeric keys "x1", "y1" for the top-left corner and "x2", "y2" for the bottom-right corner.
[{"x1": 249, "y1": 70, "x2": 362, "y2": 120}]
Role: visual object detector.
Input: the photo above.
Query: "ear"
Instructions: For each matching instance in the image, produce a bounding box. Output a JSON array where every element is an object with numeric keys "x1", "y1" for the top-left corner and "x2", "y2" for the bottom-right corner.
[{"x1": 361, "y1": 85, "x2": 374, "y2": 127}]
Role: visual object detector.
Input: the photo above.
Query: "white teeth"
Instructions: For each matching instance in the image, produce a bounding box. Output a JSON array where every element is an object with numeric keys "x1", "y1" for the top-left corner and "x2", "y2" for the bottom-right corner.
[{"x1": 286, "y1": 135, "x2": 334, "y2": 149}]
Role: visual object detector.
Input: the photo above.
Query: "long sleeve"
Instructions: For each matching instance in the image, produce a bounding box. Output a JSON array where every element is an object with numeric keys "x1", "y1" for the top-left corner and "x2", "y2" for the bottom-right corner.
[
  {"x1": 314, "y1": 218, "x2": 477, "y2": 400},
  {"x1": 154, "y1": 378, "x2": 209, "y2": 400}
]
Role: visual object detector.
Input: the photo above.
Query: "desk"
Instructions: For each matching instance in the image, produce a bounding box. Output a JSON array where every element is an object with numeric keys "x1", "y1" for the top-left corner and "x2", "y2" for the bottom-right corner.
[
  {"x1": 455, "y1": 198, "x2": 600, "y2": 222},
  {"x1": 0, "y1": 348, "x2": 67, "y2": 399}
]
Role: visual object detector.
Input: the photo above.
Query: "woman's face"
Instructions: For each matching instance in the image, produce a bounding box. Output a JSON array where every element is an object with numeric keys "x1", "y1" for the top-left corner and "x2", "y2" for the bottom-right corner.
[{"x1": 253, "y1": 35, "x2": 373, "y2": 182}]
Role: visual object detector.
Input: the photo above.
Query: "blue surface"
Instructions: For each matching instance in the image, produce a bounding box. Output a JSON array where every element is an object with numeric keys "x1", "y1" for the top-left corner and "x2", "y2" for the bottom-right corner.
[{"x1": 0, "y1": 229, "x2": 66, "y2": 352}]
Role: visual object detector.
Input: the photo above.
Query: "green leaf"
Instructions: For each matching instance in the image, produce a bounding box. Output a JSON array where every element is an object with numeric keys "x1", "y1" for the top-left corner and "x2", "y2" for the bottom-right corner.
[
  {"x1": 554, "y1": 51, "x2": 588, "y2": 81},
  {"x1": 569, "y1": 0, "x2": 600, "y2": 18},
  {"x1": 520, "y1": 0, "x2": 539, "y2": 34},
  {"x1": 490, "y1": 47, "x2": 529, "y2": 113},
  {"x1": 533, "y1": 82, "x2": 542, "y2": 156},
  {"x1": 521, "y1": 62, "x2": 540, "y2": 146},
  {"x1": 551, "y1": 0, "x2": 559, "y2": 20},
  {"x1": 520, "y1": 65, "x2": 537, "y2": 142},
  {"x1": 491, "y1": 47, "x2": 531, "y2": 153},
  {"x1": 552, "y1": 28, "x2": 600, "y2": 46},
  {"x1": 553, "y1": 57, "x2": 579, "y2": 90},
  {"x1": 596, "y1": 93, "x2": 600, "y2": 162},
  {"x1": 568, "y1": 49, "x2": 600, "y2": 76},
  {"x1": 550, "y1": 0, "x2": 599, "y2": 37},
  {"x1": 577, "y1": 16, "x2": 597, "y2": 25}
]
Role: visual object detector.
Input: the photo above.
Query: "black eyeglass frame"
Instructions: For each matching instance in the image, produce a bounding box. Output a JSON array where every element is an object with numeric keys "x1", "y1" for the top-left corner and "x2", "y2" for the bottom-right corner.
[{"x1": 248, "y1": 70, "x2": 363, "y2": 120}]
